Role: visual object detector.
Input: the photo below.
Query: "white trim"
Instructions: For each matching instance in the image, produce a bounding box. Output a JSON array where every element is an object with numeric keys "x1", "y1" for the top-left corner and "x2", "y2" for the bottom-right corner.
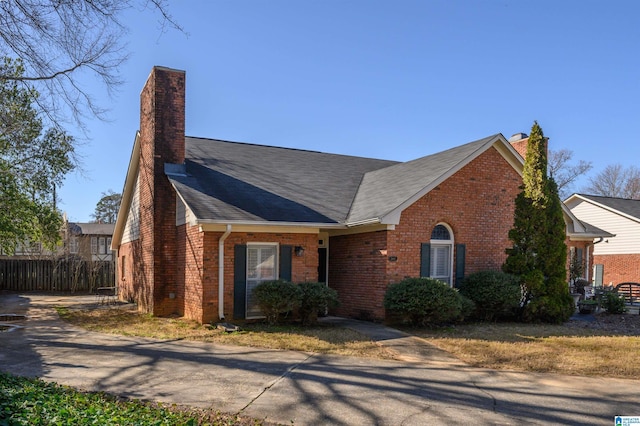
[
  {"x1": 430, "y1": 223, "x2": 454, "y2": 287},
  {"x1": 218, "y1": 225, "x2": 232, "y2": 320},
  {"x1": 379, "y1": 135, "x2": 522, "y2": 225},
  {"x1": 565, "y1": 193, "x2": 640, "y2": 225},
  {"x1": 112, "y1": 131, "x2": 141, "y2": 248},
  {"x1": 245, "y1": 242, "x2": 279, "y2": 319}
]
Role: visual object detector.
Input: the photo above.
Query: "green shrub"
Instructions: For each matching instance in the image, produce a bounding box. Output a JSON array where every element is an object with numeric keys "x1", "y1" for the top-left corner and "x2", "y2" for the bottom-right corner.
[
  {"x1": 458, "y1": 270, "x2": 521, "y2": 321},
  {"x1": 458, "y1": 294, "x2": 477, "y2": 322},
  {"x1": 383, "y1": 277, "x2": 463, "y2": 326},
  {"x1": 298, "y1": 282, "x2": 340, "y2": 325},
  {"x1": 601, "y1": 290, "x2": 627, "y2": 314},
  {"x1": 252, "y1": 280, "x2": 301, "y2": 325},
  {"x1": 522, "y1": 292, "x2": 575, "y2": 324}
]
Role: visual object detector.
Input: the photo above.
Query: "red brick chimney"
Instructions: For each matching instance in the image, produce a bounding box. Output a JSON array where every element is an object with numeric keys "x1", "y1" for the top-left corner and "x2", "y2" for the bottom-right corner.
[
  {"x1": 138, "y1": 66, "x2": 186, "y2": 316},
  {"x1": 509, "y1": 132, "x2": 548, "y2": 161},
  {"x1": 509, "y1": 133, "x2": 529, "y2": 159}
]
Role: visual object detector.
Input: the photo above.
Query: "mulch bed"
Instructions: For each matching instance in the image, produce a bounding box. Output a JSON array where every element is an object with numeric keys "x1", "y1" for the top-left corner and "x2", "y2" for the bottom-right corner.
[{"x1": 566, "y1": 312, "x2": 640, "y2": 335}]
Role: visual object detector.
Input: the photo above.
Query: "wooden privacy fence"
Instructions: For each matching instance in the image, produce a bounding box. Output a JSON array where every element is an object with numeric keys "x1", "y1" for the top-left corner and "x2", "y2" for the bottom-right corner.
[{"x1": 0, "y1": 259, "x2": 115, "y2": 293}]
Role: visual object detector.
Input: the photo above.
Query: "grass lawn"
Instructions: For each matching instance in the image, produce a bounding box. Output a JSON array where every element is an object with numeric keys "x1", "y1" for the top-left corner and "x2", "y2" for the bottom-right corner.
[
  {"x1": 411, "y1": 322, "x2": 640, "y2": 378},
  {"x1": 55, "y1": 306, "x2": 397, "y2": 360},
  {"x1": 56, "y1": 305, "x2": 640, "y2": 379}
]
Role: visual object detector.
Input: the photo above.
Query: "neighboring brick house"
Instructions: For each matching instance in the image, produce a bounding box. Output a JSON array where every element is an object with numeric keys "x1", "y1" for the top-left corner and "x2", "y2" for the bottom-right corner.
[
  {"x1": 565, "y1": 194, "x2": 639, "y2": 286},
  {"x1": 111, "y1": 66, "x2": 607, "y2": 323}
]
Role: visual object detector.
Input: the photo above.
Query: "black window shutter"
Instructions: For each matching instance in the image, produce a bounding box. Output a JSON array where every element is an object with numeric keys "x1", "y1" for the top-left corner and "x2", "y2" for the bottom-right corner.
[
  {"x1": 233, "y1": 245, "x2": 247, "y2": 319},
  {"x1": 280, "y1": 245, "x2": 292, "y2": 281},
  {"x1": 420, "y1": 243, "x2": 430, "y2": 277},
  {"x1": 455, "y1": 244, "x2": 466, "y2": 287}
]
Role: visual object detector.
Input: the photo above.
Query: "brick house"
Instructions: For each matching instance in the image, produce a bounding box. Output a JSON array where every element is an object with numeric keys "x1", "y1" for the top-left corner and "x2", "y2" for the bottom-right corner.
[
  {"x1": 565, "y1": 194, "x2": 638, "y2": 285},
  {"x1": 111, "y1": 66, "x2": 606, "y2": 323}
]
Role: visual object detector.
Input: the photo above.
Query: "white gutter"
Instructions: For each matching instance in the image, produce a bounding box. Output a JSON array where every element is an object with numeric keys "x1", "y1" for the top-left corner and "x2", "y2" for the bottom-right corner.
[{"x1": 218, "y1": 224, "x2": 232, "y2": 320}]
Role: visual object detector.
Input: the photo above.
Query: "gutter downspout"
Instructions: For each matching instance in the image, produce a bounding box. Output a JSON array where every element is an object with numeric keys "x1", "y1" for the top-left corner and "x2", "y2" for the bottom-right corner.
[{"x1": 218, "y1": 224, "x2": 232, "y2": 320}]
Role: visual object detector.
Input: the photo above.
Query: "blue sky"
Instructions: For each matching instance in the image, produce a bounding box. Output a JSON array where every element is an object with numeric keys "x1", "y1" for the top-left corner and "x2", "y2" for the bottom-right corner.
[{"x1": 59, "y1": 0, "x2": 640, "y2": 222}]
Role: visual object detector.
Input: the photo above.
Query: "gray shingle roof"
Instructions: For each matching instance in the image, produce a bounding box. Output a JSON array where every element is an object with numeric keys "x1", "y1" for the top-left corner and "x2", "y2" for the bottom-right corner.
[
  {"x1": 69, "y1": 223, "x2": 115, "y2": 235},
  {"x1": 347, "y1": 134, "x2": 501, "y2": 223},
  {"x1": 168, "y1": 137, "x2": 397, "y2": 224},
  {"x1": 167, "y1": 134, "x2": 508, "y2": 226},
  {"x1": 575, "y1": 194, "x2": 640, "y2": 220}
]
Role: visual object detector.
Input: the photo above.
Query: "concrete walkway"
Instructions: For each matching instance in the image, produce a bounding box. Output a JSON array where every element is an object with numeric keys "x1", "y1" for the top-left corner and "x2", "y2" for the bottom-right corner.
[{"x1": 1, "y1": 293, "x2": 638, "y2": 425}]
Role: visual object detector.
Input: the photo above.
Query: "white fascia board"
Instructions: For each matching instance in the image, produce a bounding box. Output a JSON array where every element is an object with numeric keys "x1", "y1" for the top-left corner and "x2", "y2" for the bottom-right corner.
[
  {"x1": 562, "y1": 205, "x2": 586, "y2": 233},
  {"x1": 196, "y1": 220, "x2": 345, "y2": 234},
  {"x1": 380, "y1": 135, "x2": 516, "y2": 225},
  {"x1": 571, "y1": 194, "x2": 640, "y2": 224},
  {"x1": 112, "y1": 131, "x2": 141, "y2": 248}
]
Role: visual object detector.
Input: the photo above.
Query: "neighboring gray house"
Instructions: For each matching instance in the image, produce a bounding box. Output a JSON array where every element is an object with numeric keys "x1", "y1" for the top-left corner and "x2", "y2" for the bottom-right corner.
[{"x1": 65, "y1": 222, "x2": 116, "y2": 262}]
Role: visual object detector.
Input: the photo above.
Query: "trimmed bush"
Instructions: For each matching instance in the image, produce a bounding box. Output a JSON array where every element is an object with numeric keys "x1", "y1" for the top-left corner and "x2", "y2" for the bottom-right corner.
[
  {"x1": 383, "y1": 277, "x2": 463, "y2": 326},
  {"x1": 458, "y1": 270, "x2": 522, "y2": 321},
  {"x1": 298, "y1": 282, "x2": 340, "y2": 325},
  {"x1": 601, "y1": 290, "x2": 627, "y2": 314},
  {"x1": 252, "y1": 280, "x2": 301, "y2": 325},
  {"x1": 458, "y1": 294, "x2": 477, "y2": 322}
]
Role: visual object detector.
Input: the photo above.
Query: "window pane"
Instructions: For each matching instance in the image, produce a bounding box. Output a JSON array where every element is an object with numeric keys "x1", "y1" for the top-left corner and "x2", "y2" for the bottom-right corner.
[
  {"x1": 246, "y1": 245, "x2": 278, "y2": 318},
  {"x1": 430, "y1": 245, "x2": 451, "y2": 284},
  {"x1": 431, "y1": 225, "x2": 450, "y2": 240}
]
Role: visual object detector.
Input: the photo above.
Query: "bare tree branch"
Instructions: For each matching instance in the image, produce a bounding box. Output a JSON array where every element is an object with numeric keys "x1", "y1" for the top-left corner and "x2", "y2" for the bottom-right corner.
[
  {"x1": 585, "y1": 164, "x2": 640, "y2": 199},
  {"x1": 548, "y1": 149, "x2": 592, "y2": 199},
  {"x1": 0, "y1": 0, "x2": 183, "y2": 132}
]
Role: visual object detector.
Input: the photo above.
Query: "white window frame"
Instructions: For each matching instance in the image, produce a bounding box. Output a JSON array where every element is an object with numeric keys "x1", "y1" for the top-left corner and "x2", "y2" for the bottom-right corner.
[
  {"x1": 430, "y1": 223, "x2": 454, "y2": 286},
  {"x1": 246, "y1": 243, "x2": 279, "y2": 319},
  {"x1": 69, "y1": 237, "x2": 79, "y2": 254},
  {"x1": 98, "y1": 237, "x2": 106, "y2": 255}
]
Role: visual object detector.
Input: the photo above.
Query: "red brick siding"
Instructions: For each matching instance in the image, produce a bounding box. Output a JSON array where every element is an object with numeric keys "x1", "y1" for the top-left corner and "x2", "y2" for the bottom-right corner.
[
  {"x1": 510, "y1": 139, "x2": 528, "y2": 159},
  {"x1": 329, "y1": 231, "x2": 389, "y2": 320},
  {"x1": 117, "y1": 240, "x2": 153, "y2": 309},
  {"x1": 594, "y1": 254, "x2": 640, "y2": 286},
  {"x1": 329, "y1": 146, "x2": 521, "y2": 321},
  {"x1": 220, "y1": 233, "x2": 318, "y2": 321},
  {"x1": 135, "y1": 67, "x2": 185, "y2": 317}
]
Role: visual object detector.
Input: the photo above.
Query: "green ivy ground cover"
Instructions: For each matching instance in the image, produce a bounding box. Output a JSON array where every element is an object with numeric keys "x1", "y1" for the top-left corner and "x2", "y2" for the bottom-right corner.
[{"x1": 0, "y1": 372, "x2": 196, "y2": 425}]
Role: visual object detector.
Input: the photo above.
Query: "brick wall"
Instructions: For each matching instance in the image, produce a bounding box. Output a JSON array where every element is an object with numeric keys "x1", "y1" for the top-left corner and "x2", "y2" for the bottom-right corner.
[
  {"x1": 220, "y1": 232, "x2": 319, "y2": 322},
  {"x1": 594, "y1": 254, "x2": 640, "y2": 286},
  {"x1": 510, "y1": 138, "x2": 529, "y2": 159},
  {"x1": 329, "y1": 230, "x2": 389, "y2": 320},
  {"x1": 168, "y1": 229, "x2": 318, "y2": 323},
  {"x1": 117, "y1": 240, "x2": 153, "y2": 308},
  {"x1": 329, "y1": 146, "x2": 522, "y2": 321}
]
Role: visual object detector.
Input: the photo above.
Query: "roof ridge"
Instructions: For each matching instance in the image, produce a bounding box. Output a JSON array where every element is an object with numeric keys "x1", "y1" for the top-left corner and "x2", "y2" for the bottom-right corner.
[{"x1": 185, "y1": 135, "x2": 396, "y2": 162}]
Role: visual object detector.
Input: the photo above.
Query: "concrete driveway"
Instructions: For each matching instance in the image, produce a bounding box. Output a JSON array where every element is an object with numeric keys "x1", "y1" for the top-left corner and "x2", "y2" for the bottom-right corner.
[{"x1": 0, "y1": 293, "x2": 638, "y2": 425}]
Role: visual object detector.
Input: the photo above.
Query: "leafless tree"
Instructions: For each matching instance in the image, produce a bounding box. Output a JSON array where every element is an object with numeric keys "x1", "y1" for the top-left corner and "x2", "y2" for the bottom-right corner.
[
  {"x1": 585, "y1": 164, "x2": 640, "y2": 199},
  {"x1": 0, "y1": 0, "x2": 183, "y2": 132},
  {"x1": 548, "y1": 149, "x2": 592, "y2": 199}
]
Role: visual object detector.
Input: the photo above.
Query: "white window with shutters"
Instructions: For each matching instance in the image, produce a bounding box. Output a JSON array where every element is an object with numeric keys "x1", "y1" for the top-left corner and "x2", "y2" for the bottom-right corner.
[
  {"x1": 430, "y1": 223, "x2": 454, "y2": 286},
  {"x1": 246, "y1": 243, "x2": 279, "y2": 318}
]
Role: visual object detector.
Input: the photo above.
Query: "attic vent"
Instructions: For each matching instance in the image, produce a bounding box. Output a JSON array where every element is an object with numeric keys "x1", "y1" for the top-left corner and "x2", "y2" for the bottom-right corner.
[{"x1": 509, "y1": 133, "x2": 528, "y2": 142}]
